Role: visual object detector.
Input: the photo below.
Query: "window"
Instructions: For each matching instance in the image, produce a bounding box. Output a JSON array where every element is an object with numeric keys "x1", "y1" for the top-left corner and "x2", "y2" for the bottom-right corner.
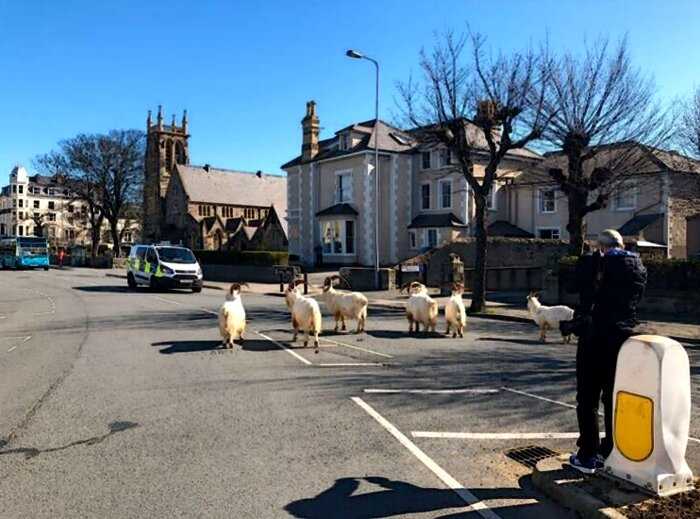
[
  {"x1": 538, "y1": 228, "x2": 561, "y2": 240},
  {"x1": 33, "y1": 212, "x2": 40, "y2": 220},
  {"x1": 439, "y1": 180, "x2": 452, "y2": 209},
  {"x1": 339, "y1": 133, "x2": 349, "y2": 151},
  {"x1": 427, "y1": 229, "x2": 438, "y2": 248},
  {"x1": 18, "y1": 211, "x2": 24, "y2": 220},
  {"x1": 18, "y1": 199, "x2": 23, "y2": 208},
  {"x1": 486, "y1": 184, "x2": 498, "y2": 210},
  {"x1": 146, "y1": 248, "x2": 158, "y2": 264},
  {"x1": 409, "y1": 230, "x2": 417, "y2": 249},
  {"x1": 18, "y1": 225, "x2": 24, "y2": 236},
  {"x1": 421, "y1": 151, "x2": 431, "y2": 170},
  {"x1": 33, "y1": 200, "x2": 40, "y2": 209},
  {"x1": 438, "y1": 148, "x2": 452, "y2": 168},
  {"x1": 18, "y1": 185, "x2": 23, "y2": 194},
  {"x1": 222, "y1": 206, "x2": 234, "y2": 218},
  {"x1": 198, "y1": 205, "x2": 212, "y2": 217},
  {"x1": 47, "y1": 213, "x2": 56, "y2": 222},
  {"x1": 12, "y1": 185, "x2": 17, "y2": 193},
  {"x1": 539, "y1": 189, "x2": 556, "y2": 213},
  {"x1": 335, "y1": 171, "x2": 353, "y2": 203},
  {"x1": 68, "y1": 204, "x2": 74, "y2": 213},
  {"x1": 345, "y1": 221, "x2": 355, "y2": 254},
  {"x1": 12, "y1": 199, "x2": 16, "y2": 208},
  {"x1": 48, "y1": 201, "x2": 55, "y2": 210},
  {"x1": 48, "y1": 188, "x2": 55, "y2": 196},
  {"x1": 321, "y1": 219, "x2": 355, "y2": 255},
  {"x1": 613, "y1": 182, "x2": 636, "y2": 211},
  {"x1": 421, "y1": 183, "x2": 431, "y2": 210},
  {"x1": 244, "y1": 207, "x2": 256, "y2": 219}
]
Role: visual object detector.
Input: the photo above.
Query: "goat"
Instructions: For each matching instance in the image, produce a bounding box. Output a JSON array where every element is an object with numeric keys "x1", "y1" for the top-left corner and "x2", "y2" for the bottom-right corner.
[
  {"x1": 218, "y1": 283, "x2": 247, "y2": 348},
  {"x1": 317, "y1": 275, "x2": 368, "y2": 334},
  {"x1": 526, "y1": 291, "x2": 575, "y2": 343},
  {"x1": 400, "y1": 281, "x2": 438, "y2": 334},
  {"x1": 284, "y1": 279, "x2": 322, "y2": 353},
  {"x1": 444, "y1": 283, "x2": 467, "y2": 338}
]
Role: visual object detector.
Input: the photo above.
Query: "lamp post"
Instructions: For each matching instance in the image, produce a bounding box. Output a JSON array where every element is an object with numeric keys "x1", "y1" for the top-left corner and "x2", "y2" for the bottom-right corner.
[{"x1": 346, "y1": 49, "x2": 380, "y2": 289}]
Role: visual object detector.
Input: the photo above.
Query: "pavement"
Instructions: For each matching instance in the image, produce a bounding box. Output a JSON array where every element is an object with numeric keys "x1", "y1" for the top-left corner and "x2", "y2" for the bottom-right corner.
[{"x1": 1, "y1": 267, "x2": 699, "y2": 518}]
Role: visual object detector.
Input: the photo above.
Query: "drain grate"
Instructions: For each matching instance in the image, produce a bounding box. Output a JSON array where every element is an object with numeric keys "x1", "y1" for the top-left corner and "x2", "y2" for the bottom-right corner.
[{"x1": 505, "y1": 445, "x2": 559, "y2": 468}]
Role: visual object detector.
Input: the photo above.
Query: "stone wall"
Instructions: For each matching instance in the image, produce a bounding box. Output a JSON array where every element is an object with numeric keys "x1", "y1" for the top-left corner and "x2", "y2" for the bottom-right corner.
[
  {"x1": 669, "y1": 172, "x2": 700, "y2": 258},
  {"x1": 408, "y1": 237, "x2": 569, "y2": 287}
]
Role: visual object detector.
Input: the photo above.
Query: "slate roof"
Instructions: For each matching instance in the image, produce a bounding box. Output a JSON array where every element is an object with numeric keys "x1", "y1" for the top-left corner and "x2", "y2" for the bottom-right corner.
[
  {"x1": 315, "y1": 203, "x2": 359, "y2": 217},
  {"x1": 282, "y1": 118, "x2": 541, "y2": 169},
  {"x1": 618, "y1": 213, "x2": 664, "y2": 236},
  {"x1": 408, "y1": 213, "x2": 467, "y2": 229},
  {"x1": 487, "y1": 220, "x2": 534, "y2": 238}
]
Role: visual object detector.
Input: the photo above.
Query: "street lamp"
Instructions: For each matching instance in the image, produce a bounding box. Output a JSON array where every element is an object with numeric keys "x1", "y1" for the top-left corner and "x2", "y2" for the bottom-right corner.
[{"x1": 346, "y1": 49, "x2": 380, "y2": 289}]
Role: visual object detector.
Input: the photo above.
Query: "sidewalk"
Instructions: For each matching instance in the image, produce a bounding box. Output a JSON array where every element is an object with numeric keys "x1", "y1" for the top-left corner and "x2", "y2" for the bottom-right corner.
[{"x1": 104, "y1": 270, "x2": 700, "y2": 344}]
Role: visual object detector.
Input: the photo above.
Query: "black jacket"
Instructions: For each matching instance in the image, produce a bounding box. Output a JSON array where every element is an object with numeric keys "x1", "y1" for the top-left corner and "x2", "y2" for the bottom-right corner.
[{"x1": 575, "y1": 251, "x2": 647, "y2": 333}]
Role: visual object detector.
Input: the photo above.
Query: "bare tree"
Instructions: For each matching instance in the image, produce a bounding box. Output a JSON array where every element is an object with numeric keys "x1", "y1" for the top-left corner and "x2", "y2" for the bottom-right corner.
[
  {"x1": 679, "y1": 86, "x2": 700, "y2": 158},
  {"x1": 398, "y1": 31, "x2": 553, "y2": 312},
  {"x1": 35, "y1": 130, "x2": 145, "y2": 259},
  {"x1": 538, "y1": 37, "x2": 671, "y2": 255}
]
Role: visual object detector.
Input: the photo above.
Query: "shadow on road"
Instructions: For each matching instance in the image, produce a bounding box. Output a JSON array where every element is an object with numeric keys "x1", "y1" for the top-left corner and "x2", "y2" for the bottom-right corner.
[
  {"x1": 285, "y1": 475, "x2": 551, "y2": 519},
  {"x1": 72, "y1": 285, "x2": 133, "y2": 293},
  {"x1": 0, "y1": 421, "x2": 138, "y2": 460},
  {"x1": 153, "y1": 340, "x2": 221, "y2": 354},
  {"x1": 368, "y1": 330, "x2": 447, "y2": 340},
  {"x1": 477, "y1": 337, "x2": 547, "y2": 346}
]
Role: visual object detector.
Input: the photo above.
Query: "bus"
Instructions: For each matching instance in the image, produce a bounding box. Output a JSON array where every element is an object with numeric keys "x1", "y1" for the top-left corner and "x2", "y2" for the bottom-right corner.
[{"x1": 0, "y1": 236, "x2": 50, "y2": 270}]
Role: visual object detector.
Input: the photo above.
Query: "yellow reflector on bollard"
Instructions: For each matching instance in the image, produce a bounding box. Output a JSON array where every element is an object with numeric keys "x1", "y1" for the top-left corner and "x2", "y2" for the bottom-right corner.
[{"x1": 614, "y1": 391, "x2": 653, "y2": 462}]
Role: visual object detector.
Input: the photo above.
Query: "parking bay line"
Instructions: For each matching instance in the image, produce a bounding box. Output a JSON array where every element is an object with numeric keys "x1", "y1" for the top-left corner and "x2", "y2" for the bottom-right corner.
[
  {"x1": 412, "y1": 432, "x2": 599, "y2": 440},
  {"x1": 351, "y1": 397, "x2": 500, "y2": 519},
  {"x1": 503, "y1": 386, "x2": 700, "y2": 445},
  {"x1": 320, "y1": 337, "x2": 393, "y2": 359},
  {"x1": 365, "y1": 388, "x2": 499, "y2": 395}
]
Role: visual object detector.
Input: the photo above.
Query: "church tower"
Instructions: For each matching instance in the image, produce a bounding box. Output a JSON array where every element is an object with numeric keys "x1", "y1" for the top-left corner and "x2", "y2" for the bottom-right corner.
[{"x1": 143, "y1": 105, "x2": 190, "y2": 242}]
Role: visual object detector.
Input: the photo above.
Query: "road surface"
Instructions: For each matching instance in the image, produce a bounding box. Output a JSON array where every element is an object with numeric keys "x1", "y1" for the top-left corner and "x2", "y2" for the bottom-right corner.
[{"x1": 1, "y1": 268, "x2": 698, "y2": 518}]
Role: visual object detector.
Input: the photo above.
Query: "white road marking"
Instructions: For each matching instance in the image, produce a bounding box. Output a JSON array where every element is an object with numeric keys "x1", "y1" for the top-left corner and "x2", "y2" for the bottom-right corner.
[
  {"x1": 255, "y1": 331, "x2": 313, "y2": 366},
  {"x1": 501, "y1": 386, "x2": 578, "y2": 411},
  {"x1": 7, "y1": 346, "x2": 17, "y2": 352},
  {"x1": 155, "y1": 296, "x2": 184, "y2": 306},
  {"x1": 320, "y1": 337, "x2": 393, "y2": 359},
  {"x1": 411, "y1": 431, "x2": 598, "y2": 440},
  {"x1": 351, "y1": 397, "x2": 500, "y2": 519},
  {"x1": 4, "y1": 336, "x2": 31, "y2": 353},
  {"x1": 317, "y1": 363, "x2": 385, "y2": 367},
  {"x1": 364, "y1": 388, "x2": 499, "y2": 395}
]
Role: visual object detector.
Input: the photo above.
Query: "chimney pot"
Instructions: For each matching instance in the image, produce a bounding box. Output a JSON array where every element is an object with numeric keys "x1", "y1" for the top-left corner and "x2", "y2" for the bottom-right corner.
[
  {"x1": 301, "y1": 100, "x2": 320, "y2": 161},
  {"x1": 203, "y1": 164, "x2": 210, "y2": 172}
]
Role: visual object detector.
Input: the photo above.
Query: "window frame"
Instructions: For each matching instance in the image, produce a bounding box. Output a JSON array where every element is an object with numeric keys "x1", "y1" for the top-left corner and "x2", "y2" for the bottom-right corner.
[
  {"x1": 537, "y1": 227, "x2": 561, "y2": 240},
  {"x1": 420, "y1": 151, "x2": 432, "y2": 170},
  {"x1": 409, "y1": 230, "x2": 418, "y2": 249},
  {"x1": 538, "y1": 188, "x2": 557, "y2": 214},
  {"x1": 420, "y1": 182, "x2": 431, "y2": 210},
  {"x1": 612, "y1": 182, "x2": 637, "y2": 211},
  {"x1": 320, "y1": 218, "x2": 356, "y2": 256},
  {"x1": 438, "y1": 179, "x2": 452, "y2": 209},
  {"x1": 486, "y1": 184, "x2": 498, "y2": 211},
  {"x1": 334, "y1": 169, "x2": 353, "y2": 203}
]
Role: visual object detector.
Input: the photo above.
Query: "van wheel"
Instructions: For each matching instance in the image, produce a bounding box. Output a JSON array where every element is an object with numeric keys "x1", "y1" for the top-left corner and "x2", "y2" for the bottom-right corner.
[
  {"x1": 149, "y1": 277, "x2": 159, "y2": 292},
  {"x1": 44, "y1": 266, "x2": 49, "y2": 271},
  {"x1": 192, "y1": 286, "x2": 202, "y2": 293},
  {"x1": 127, "y1": 273, "x2": 137, "y2": 290}
]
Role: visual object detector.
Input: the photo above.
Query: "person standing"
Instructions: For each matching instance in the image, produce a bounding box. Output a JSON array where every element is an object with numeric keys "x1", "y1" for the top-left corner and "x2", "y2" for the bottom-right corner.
[{"x1": 568, "y1": 229, "x2": 647, "y2": 474}]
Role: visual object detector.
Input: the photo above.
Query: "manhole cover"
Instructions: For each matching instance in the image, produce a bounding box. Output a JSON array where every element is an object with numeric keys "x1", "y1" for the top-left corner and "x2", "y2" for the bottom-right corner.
[{"x1": 505, "y1": 445, "x2": 559, "y2": 468}]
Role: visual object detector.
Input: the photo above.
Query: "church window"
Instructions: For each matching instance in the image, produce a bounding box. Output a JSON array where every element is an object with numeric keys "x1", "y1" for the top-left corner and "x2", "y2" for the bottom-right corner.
[
  {"x1": 166, "y1": 140, "x2": 173, "y2": 170},
  {"x1": 244, "y1": 207, "x2": 256, "y2": 220}
]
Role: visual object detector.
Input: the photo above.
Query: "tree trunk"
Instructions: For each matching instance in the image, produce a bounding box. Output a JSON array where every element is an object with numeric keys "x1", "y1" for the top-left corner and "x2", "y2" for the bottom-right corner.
[
  {"x1": 469, "y1": 194, "x2": 488, "y2": 313},
  {"x1": 109, "y1": 220, "x2": 121, "y2": 257},
  {"x1": 566, "y1": 192, "x2": 587, "y2": 256}
]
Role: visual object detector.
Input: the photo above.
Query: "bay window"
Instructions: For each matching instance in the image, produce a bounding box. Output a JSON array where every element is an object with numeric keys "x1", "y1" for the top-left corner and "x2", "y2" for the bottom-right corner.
[{"x1": 321, "y1": 219, "x2": 355, "y2": 255}]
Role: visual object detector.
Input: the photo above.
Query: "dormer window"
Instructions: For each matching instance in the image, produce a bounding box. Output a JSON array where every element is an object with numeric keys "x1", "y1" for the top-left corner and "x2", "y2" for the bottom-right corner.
[
  {"x1": 421, "y1": 151, "x2": 431, "y2": 170},
  {"x1": 339, "y1": 133, "x2": 350, "y2": 151}
]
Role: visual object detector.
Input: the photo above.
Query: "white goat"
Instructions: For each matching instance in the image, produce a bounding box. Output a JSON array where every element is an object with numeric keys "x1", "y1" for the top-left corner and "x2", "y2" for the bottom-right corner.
[
  {"x1": 284, "y1": 280, "x2": 322, "y2": 353},
  {"x1": 317, "y1": 275, "x2": 368, "y2": 333},
  {"x1": 401, "y1": 281, "x2": 439, "y2": 334},
  {"x1": 218, "y1": 283, "x2": 247, "y2": 348},
  {"x1": 444, "y1": 283, "x2": 467, "y2": 338},
  {"x1": 526, "y1": 292, "x2": 574, "y2": 343}
]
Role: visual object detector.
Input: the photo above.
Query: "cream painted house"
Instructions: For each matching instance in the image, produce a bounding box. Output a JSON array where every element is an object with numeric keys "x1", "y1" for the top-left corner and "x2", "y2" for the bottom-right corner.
[{"x1": 281, "y1": 101, "x2": 541, "y2": 267}]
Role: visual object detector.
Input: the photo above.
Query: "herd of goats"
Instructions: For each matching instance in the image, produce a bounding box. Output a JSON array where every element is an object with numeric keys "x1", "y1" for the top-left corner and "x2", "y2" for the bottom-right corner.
[{"x1": 218, "y1": 275, "x2": 576, "y2": 351}]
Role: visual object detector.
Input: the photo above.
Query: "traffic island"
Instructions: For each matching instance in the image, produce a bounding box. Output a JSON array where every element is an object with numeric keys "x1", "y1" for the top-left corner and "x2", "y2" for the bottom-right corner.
[{"x1": 532, "y1": 455, "x2": 698, "y2": 518}]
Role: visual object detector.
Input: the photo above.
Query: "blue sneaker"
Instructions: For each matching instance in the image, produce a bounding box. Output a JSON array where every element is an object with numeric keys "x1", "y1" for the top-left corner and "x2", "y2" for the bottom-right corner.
[{"x1": 569, "y1": 453, "x2": 599, "y2": 474}]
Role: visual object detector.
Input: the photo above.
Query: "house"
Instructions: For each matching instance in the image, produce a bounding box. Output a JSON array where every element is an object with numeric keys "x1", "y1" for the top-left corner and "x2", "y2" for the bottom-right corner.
[
  {"x1": 162, "y1": 164, "x2": 287, "y2": 251},
  {"x1": 142, "y1": 106, "x2": 288, "y2": 251},
  {"x1": 281, "y1": 101, "x2": 540, "y2": 267},
  {"x1": 508, "y1": 143, "x2": 700, "y2": 258},
  {"x1": 0, "y1": 165, "x2": 140, "y2": 253}
]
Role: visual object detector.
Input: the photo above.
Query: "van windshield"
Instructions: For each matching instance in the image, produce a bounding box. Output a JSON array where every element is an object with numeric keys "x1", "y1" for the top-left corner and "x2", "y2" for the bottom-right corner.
[{"x1": 156, "y1": 247, "x2": 197, "y2": 264}]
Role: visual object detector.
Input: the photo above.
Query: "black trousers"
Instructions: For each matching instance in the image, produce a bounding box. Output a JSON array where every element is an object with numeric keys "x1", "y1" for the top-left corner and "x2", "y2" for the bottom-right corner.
[{"x1": 575, "y1": 326, "x2": 631, "y2": 459}]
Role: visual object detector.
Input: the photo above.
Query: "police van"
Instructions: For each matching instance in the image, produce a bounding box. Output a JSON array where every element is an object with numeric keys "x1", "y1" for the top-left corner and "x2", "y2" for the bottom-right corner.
[{"x1": 127, "y1": 244, "x2": 203, "y2": 292}]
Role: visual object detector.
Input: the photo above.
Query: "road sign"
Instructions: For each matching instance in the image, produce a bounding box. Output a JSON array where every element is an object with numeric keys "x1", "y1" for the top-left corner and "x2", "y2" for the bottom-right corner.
[
  {"x1": 604, "y1": 335, "x2": 694, "y2": 496},
  {"x1": 401, "y1": 265, "x2": 420, "y2": 272}
]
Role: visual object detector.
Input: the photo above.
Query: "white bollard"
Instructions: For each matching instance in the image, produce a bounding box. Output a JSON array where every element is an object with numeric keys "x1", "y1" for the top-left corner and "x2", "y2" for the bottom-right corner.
[{"x1": 604, "y1": 335, "x2": 694, "y2": 496}]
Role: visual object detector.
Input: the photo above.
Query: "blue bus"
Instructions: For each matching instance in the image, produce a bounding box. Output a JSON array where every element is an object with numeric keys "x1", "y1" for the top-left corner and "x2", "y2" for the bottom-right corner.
[{"x1": 0, "y1": 236, "x2": 50, "y2": 270}]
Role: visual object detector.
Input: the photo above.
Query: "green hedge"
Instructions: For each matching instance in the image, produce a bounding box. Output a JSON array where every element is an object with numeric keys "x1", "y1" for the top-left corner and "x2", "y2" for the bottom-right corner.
[{"x1": 193, "y1": 250, "x2": 289, "y2": 266}]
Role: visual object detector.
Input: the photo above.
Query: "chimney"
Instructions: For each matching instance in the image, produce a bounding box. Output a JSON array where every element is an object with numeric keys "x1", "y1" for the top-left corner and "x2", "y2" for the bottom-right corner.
[
  {"x1": 301, "y1": 100, "x2": 320, "y2": 161},
  {"x1": 147, "y1": 109, "x2": 152, "y2": 128},
  {"x1": 256, "y1": 170, "x2": 262, "y2": 178},
  {"x1": 203, "y1": 164, "x2": 210, "y2": 172},
  {"x1": 157, "y1": 105, "x2": 164, "y2": 130},
  {"x1": 475, "y1": 100, "x2": 497, "y2": 124},
  {"x1": 182, "y1": 110, "x2": 188, "y2": 133}
]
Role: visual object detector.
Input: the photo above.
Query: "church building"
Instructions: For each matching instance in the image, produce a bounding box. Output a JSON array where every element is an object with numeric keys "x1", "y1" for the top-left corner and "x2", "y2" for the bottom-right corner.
[{"x1": 142, "y1": 107, "x2": 287, "y2": 251}]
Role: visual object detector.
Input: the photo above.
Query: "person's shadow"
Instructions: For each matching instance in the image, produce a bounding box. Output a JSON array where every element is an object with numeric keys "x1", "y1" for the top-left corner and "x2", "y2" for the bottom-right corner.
[{"x1": 284, "y1": 476, "x2": 465, "y2": 518}]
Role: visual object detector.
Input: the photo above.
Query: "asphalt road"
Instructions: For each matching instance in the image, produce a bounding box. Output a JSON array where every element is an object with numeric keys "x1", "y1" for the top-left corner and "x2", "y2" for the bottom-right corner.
[{"x1": 1, "y1": 268, "x2": 698, "y2": 519}]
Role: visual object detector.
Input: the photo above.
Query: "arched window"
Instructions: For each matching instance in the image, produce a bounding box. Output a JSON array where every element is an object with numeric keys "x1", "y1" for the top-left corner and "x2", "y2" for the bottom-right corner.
[
  {"x1": 165, "y1": 140, "x2": 173, "y2": 170},
  {"x1": 175, "y1": 141, "x2": 185, "y2": 164}
]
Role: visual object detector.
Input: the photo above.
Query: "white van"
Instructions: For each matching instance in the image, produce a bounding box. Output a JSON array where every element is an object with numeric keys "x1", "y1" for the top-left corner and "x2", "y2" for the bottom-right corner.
[{"x1": 127, "y1": 244, "x2": 203, "y2": 292}]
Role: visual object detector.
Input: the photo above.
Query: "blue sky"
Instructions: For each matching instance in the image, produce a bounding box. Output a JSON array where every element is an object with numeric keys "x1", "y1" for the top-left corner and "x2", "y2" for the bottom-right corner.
[{"x1": 1, "y1": 0, "x2": 698, "y2": 186}]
